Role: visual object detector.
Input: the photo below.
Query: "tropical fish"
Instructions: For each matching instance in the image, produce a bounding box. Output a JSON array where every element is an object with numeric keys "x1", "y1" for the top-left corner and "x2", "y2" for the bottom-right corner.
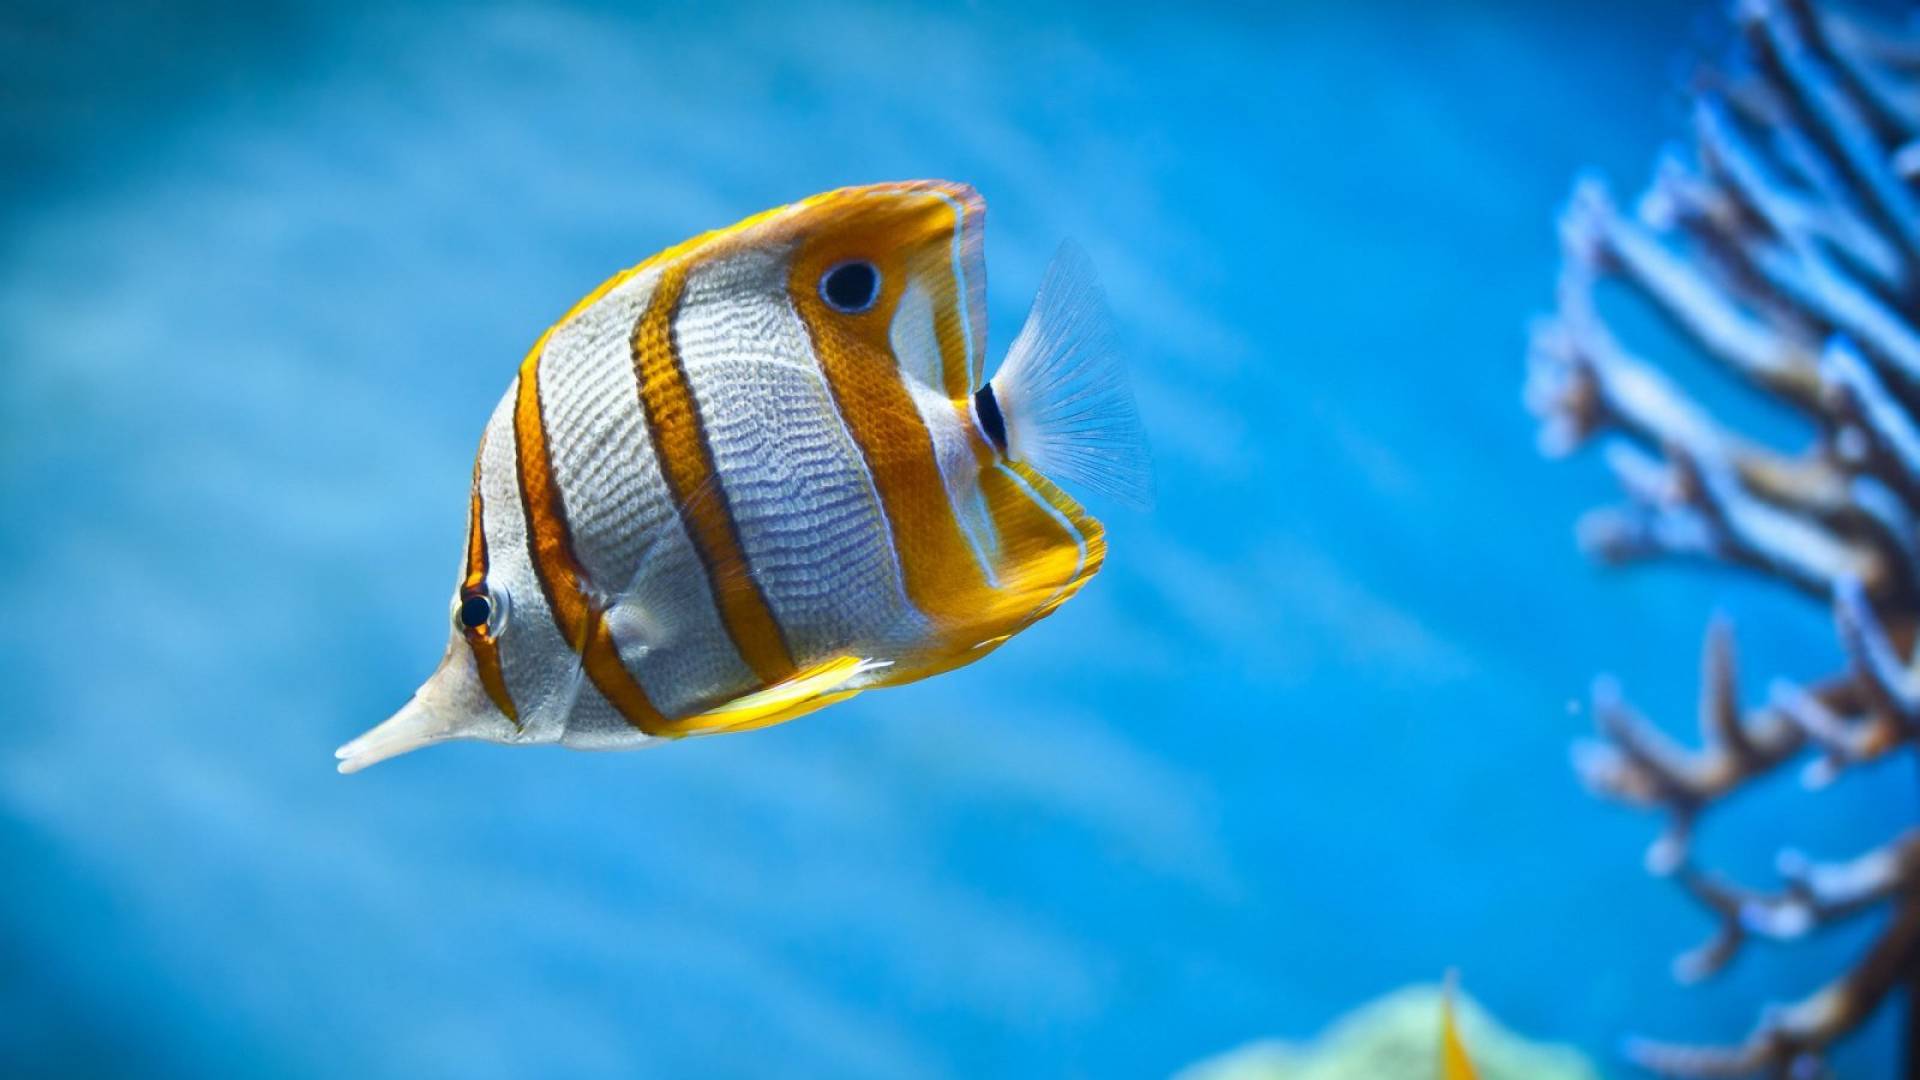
[{"x1": 337, "y1": 181, "x2": 1150, "y2": 772}]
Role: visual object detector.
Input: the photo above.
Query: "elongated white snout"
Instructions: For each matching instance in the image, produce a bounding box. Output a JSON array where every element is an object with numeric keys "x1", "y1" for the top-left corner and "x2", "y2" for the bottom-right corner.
[
  {"x1": 336, "y1": 639, "x2": 518, "y2": 774},
  {"x1": 335, "y1": 693, "x2": 463, "y2": 774}
]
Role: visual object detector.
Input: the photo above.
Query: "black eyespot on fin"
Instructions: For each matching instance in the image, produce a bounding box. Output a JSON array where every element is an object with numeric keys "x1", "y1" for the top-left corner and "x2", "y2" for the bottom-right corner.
[
  {"x1": 974, "y1": 384, "x2": 1008, "y2": 454},
  {"x1": 820, "y1": 261, "x2": 880, "y2": 313}
]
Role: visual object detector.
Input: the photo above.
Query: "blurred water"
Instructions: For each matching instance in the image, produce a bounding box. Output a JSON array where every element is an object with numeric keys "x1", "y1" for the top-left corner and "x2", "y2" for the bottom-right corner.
[{"x1": 2, "y1": 1, "x2": 1911, "y2": 1076}]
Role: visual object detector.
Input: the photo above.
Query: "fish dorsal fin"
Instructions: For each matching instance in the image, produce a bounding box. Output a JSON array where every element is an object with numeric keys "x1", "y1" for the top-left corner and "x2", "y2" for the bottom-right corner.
[
  {"x1": 658, "y1": 656, "x2": 889, "y2": 738},
  {"x1": 784, "y1": 181, "x2": 989, "y2": 399},
  {"x1": 895, "y1": 181, "x2": 989, "y2": 398}
]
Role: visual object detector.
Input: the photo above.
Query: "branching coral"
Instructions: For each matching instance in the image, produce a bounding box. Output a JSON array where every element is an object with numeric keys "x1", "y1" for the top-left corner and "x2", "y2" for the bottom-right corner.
[{"x1": 1527, "y1": 0, "x2": 1920, "y2": 1074}]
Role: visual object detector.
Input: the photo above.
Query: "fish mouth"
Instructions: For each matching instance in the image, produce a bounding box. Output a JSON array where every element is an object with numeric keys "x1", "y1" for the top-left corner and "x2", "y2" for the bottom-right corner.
[{"x1": 334, "y1": 694, "x2": 461, "y2": 774}]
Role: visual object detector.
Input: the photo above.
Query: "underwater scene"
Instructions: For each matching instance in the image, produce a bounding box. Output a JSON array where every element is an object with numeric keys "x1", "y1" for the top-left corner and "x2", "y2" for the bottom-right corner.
[{"x1": 10, "y1": 0, "x2": 1920, "y2": 1076}]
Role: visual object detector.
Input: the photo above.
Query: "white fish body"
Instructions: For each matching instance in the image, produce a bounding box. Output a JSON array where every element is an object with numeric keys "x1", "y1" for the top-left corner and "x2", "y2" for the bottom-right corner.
[{"x1": 338, "y1": 181, "x2": 1149, "y2": 772}]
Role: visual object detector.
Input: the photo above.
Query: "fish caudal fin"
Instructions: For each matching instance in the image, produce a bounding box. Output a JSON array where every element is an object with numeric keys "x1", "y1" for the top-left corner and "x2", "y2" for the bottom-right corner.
[{"x1": 986, "y1": 242, "x2": 1153, "y2": 508}]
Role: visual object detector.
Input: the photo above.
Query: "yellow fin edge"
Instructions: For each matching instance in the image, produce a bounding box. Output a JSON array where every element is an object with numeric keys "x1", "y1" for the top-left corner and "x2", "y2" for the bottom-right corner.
[{"x1": 661, "y1": 656, "x2": 882, "y2": 738}]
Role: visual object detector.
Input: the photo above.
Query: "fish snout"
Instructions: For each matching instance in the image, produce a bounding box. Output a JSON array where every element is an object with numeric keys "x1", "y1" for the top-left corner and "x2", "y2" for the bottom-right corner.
[
  {"x1": 334, "y1": 692, "x2": 467, "y2": 774},
  {"x1": 335, "y1": 641, "x2": 517, "y2": 773}
]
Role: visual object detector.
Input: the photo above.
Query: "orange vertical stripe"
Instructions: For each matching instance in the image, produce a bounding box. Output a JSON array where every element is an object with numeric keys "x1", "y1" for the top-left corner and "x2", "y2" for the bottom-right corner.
[
  {"x1": 779, "y1": 188, "x2": 1103, "y2": 679},
  {"x1": 788, "y1": 252, "x2": 994, "y2": 630},
  {"x1": 461, "y1": 484, "x2": 488, "y2": 594},
  {"x1": 632, "y1": 262, "x2": 796, "y2": 686},
  {"x1": 459, "y1": 474, "x2": 519, "y2": 726},
  {"x1": 512, "y1": 356, "x2": 672, "y2": 735}
]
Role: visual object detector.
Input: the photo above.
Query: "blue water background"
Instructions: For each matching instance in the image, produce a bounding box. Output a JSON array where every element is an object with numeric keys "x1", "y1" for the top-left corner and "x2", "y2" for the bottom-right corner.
[{"x1": 3, "y1": 1, "x2": 1912, "y2": 1075}]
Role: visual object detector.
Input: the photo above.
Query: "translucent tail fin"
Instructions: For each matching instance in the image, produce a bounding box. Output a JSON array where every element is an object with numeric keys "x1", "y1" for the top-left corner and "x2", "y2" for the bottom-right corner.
[{"x1": 987, "y1": 242, "x2": 1153, "y2": 508}]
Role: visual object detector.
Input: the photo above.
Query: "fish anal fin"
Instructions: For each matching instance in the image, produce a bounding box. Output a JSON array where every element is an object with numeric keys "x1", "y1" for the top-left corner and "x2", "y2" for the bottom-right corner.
[{"x1": 660, "y1": 656, "x2": 884, "y2": 738}]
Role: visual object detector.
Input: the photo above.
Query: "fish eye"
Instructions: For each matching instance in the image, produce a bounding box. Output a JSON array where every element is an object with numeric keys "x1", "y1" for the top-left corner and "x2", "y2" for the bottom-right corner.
[
  {"x1": 819, "y1": 260, "x2": 881, "y2": 314},
  {"x1": 452, "y1": 585, "x2": 510, "y2": 636},
  {"x1": 457, "y1": 593, "x2": 492, "y2": 630}
]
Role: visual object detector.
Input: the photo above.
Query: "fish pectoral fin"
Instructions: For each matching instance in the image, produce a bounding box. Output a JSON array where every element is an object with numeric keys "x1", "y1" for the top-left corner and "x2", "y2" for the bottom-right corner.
[{"x1": 661, "y1": 656, "x2": 888, "y2": 737}]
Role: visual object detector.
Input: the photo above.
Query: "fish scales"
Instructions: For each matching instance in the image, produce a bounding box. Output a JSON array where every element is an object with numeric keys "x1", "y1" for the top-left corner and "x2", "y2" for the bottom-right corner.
[
  {"x1": 674, "y1": 247, "x2": 920, "y2": 667},
  {"x1": 528, "y1": 266, "x2": 759, "y2": 720}
]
